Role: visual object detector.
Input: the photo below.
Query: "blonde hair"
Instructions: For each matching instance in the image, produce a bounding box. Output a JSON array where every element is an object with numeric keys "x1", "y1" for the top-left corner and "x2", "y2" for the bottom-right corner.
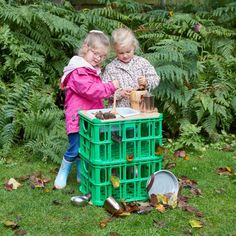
[
  {"x1": 79, "y1": 30, "x2": 110, "y2": 56},
  {"x1": 111, "y1": 28, "x2": 139, "y2": 50}
]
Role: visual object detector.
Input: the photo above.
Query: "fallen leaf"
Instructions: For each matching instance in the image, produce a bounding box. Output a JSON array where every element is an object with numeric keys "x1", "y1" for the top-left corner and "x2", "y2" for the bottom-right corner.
[
  {"x1": 155, "y1": 145, "x2": 165, "y2": 155},
  {"x1": 14, "y1": 229, "x2": 27, "y2": 235},
  {"x1": 216, "y1": 167, "x2": 233, "y2": 175},
  {"x1": 44, "y1": 188, "x2": 50, "y2": 193},
  {"x1": 164, "y1": 162, "x2": 176, "y2": 169},
  {"x1": 189, "y1": 219, "x2": 203, "y2": 228},
  {"x1": 150, "y1": 194, "x2": 158, "y2": 206},
  {"x1": 137, "y1": 201, "x2": 150, "y2": 207},
  {"x1": 174, "y1": 150, "x2": 180, "y2": 157},
  {"x1": 5, "y1": 178, "x2": 22, "y2": 190},
  {"x1": 156, "y1": 194, "x2": 168, "y2": 205},
  {"x1": 110, "y1": 176, "x2": 120, "y2": 188},
  {"x1": 182, "y1": 204, "x2": 203, "y2": 217},
  {"x1": 4, "y1": 183, "x2": 13, "y2": 191},
  {"x1": 29, "y1": 172, "x2": 51, "y2": 188},
  {"x1": 190, "y1": 187, "x2": 202, "y2": 196},
  {"x1": 183, "y1": 154, "x2": 190, "y2": 160},
  {"x1": 120, "y1": 200, "x2": 139, "y2": 213},
  {"x1": 155, "y1": 204, "x2": 165, "y2": 213},
  {"x1": 126, "y1": 154, "x2": 134, "y2": 162},
  {"x1": 179, "y1": 150, "x2": 186, "y2": 158},
  {"x1": 99, "y1": 217, "x2": 113, "y2": 228},
  {"x1": 3, "y1": 220, "x2": 18, "y2": 229},
  {"x1": 106, "y1": 232, "x2": 121, "y2": 236},
  {"x1": 174, "y1": 150, "x2": 186, "y2": 158},
  {"x1": 137, "y1": 206, "x2": 153, "y2": 214},
  {"x1": 167, "y1": 193, "x2": 178, "y2": 208},
  {"x1": 179, "y1": 176, "x2": 197, "y2": 188}
]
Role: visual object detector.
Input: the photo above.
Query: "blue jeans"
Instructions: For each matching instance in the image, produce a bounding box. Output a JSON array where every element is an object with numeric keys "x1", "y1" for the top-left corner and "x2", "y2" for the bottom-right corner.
[{"x1": 64, "y1": 133, "x2": 80, "y2": 162}]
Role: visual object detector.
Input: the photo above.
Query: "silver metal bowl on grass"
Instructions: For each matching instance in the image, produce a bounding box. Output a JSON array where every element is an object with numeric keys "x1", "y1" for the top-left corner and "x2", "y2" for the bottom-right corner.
[
  {"x1": 71, "y1": 193, "x2": 91, "y2": 207},
  {"x1": 146, "y1": 170, "x2": 179, "y2": 197}
]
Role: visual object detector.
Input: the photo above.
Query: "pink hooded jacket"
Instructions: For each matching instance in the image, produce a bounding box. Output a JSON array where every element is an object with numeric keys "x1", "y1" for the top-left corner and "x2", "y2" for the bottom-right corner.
[{"x1": 61, "y1": 56, "x2": 116, "y2": 134}]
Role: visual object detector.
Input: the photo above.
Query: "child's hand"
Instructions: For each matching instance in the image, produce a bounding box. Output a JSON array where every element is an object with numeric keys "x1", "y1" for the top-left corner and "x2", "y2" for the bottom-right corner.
[
  {"x1": 121, "y1": 88, "x2": 133, "y2": 98},
  {"x1": 138, "y1": 76, "x2": 147, "y2": 90},
  {"x1": 112, "y1": 80, "x2": 120, "y2": 89}
]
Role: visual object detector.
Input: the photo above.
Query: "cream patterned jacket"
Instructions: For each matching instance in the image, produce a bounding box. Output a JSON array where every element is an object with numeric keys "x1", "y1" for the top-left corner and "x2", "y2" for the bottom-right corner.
[{"x1": 102, "y1": 55, "x2": 160, "y2": 107}]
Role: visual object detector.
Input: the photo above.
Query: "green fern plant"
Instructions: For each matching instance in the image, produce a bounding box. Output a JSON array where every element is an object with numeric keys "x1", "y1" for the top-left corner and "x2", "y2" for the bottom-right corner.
[
  {"x1": 1, "y1": 0, "x2": 236, "y2": 157},
  {"x1": 172, "y1": 119, "x2": 204, "y2": 150}
]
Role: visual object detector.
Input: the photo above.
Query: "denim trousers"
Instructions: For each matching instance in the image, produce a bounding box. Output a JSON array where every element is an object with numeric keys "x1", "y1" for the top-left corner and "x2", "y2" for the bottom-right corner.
[{"x1": 64, "y1": 133, "x2": 80, "y2": 162}]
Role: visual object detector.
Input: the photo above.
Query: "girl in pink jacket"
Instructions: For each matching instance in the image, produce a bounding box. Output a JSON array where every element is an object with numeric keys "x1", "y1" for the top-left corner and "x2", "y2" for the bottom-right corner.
[{"x1": 54, "y1": 31, "x2": 119, "y2": 189}]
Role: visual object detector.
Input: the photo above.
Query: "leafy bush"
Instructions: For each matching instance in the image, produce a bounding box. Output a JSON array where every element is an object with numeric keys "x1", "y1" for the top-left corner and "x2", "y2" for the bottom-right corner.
[{"x1": 0, "y1": 0, "x2": 235, "y2": 161}]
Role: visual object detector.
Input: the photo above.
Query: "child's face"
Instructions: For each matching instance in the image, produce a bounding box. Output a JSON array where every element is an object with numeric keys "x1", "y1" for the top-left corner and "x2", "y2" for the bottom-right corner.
[
  {"x1": 84, "y1": 46, "x2": 108, "y2": 67},
  {"x1": 115, "y1": 44, "x2": 135, "y2": 64}
]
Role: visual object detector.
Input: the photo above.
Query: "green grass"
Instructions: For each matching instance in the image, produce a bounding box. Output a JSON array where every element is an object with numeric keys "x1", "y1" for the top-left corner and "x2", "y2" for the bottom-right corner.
[{"x1": 0, "y1": 147, "x2": 236, "y2": 236}]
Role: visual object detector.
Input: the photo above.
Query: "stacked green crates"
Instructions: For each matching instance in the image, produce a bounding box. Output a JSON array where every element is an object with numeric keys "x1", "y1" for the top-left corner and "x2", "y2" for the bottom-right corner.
[{"x1": 79, "y1": 111, "x2": 163, "y2": 206}]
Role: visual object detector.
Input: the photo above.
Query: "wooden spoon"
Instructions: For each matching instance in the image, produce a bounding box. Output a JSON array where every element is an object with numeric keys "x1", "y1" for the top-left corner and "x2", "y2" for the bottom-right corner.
[{"x1": 111, "y1": 88, "x2": 122, "y2": 114}]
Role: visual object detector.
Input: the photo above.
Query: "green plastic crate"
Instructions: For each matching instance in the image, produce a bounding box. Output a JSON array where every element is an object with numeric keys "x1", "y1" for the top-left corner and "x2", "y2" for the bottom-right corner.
[
  {"x1": 79, "y1": 155, "x2": 163, "y2": 206},
  {"x1": 79, "y1": 112, "x2": 163, "y2": 144},
  {"x1": 79, "y1": 112, "x2": 163, "y2": 165},
  {"x1": 80, "y1": 134, "x2": 162, "y2": 165}
]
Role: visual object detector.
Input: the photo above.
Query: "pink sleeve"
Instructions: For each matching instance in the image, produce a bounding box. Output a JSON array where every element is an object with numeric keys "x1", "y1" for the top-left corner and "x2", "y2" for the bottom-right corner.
[{"x1": 69, "y1": 69, "x2": 116, "y2": 99}]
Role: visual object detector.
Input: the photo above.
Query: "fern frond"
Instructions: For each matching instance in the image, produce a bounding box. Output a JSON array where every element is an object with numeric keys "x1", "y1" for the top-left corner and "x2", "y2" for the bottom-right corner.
[
  {"x1": 213, "y1": 2, "x2": 236, "y2": 24},
  {"x1": 202, "y1": 115, "x2": 217, "y2": 136},
  {"x1": 212, "y1": 39, "x2": 235, "y2": 58}
]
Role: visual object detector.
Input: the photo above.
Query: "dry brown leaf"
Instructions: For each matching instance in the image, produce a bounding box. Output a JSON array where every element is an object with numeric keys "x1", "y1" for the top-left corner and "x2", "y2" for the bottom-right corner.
[
  {"x1": 174, "y1": 150, "x2": 186, "y2": 158},
  {"x1": 5, "y1": 178, "x2": 22, "y2": 190},
  {"x1": 190, "y1": 187, "x2": 202, "y2": 196},
  {"x1": 4, "y1": 183, "x2": 13, "y2": 191},
  {"x1": 106, "y1": 232, "x2": 121, "y2": 236},
  {"x1": 155, "y1": 145, "x2": 165, "y2": 155},
  {"x1": 164, "y1": 162, "x2": 176, "y2": 169},
  {"x1": 14, "y1": 229, "x2": 27, "y2": 235},
  {"x1": 179, "y1": 150, "x2": 186, "y2": 158},
  {"x1": 216, "y1": 167, "x2": 233, "y2": 175},
  {"x1": 126, "y1": 154, "x2": 134, "y2": 162},
  {"x1": 155, "y1": 204, "x2": 165, "y2": 213},
  {"x1": 183, "y1": 154, "x2": 190, "y2": 160},
  {"x1": 99, "y1": 217, "x2": 113, "y2": 228},
  {"x1": 150, "y1": 194, "x2": 158, "y2": 206}
]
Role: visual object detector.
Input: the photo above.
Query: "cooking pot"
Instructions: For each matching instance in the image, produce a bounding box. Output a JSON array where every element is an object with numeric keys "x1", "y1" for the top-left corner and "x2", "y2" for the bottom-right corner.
[{"x1": 130, "y1": 90, "x2": 155, "y2": 112}]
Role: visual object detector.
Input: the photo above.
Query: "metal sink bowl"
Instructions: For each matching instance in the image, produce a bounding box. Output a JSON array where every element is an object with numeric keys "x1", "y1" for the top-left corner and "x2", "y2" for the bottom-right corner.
[{"x1": 115, "y1": 107, "x2": 140, "y2": 117}]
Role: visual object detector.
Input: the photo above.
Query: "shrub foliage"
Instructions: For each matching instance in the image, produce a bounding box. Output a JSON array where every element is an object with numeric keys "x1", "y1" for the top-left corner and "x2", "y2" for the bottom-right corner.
[{"x1": 0, "y1": 0, "x2": 235, "y2": 160}]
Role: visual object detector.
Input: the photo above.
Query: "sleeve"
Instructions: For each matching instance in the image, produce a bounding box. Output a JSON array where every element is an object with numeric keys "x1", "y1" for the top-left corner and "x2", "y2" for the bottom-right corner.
[
  {"x1": 102, "y1": 64, "x2": 117, "y2": 82},
  {"x1": 69, "y1": 69, "x2": 116, "y2": 100},
  {"x1": 142, "y1": 59, "x2": 161, "y2": 91},
  {"x1": 102, "y1": 63, "x2": 123, "y2": 102}
]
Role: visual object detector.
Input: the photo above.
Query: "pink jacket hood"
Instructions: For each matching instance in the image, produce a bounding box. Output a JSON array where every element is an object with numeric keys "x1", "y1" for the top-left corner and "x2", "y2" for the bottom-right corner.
[
  {"x1": 61, "y1": 56, "x2": 116, "y2": 134},
  {"x1": 60, "y1": 56, "x2": 101, "y2": 89}
]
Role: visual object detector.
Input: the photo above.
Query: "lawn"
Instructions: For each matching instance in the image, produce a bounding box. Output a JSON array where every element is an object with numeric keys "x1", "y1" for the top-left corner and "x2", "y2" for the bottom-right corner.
[{"x1": 0, "y1": 146, "x2": 236, "y2": 236}]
